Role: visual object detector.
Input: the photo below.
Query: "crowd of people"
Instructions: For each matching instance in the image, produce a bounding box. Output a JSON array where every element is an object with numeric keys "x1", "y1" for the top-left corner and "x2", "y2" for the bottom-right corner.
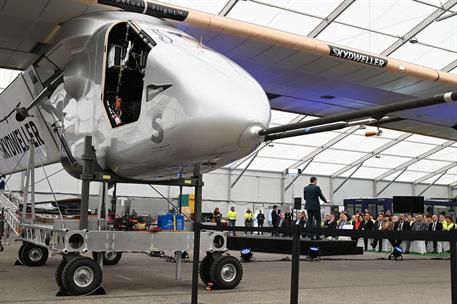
[
  {"x1": 211, "y1": 176, "x2": 454, "y2": 254},
  {"x1": 211, "y1": 206, "x2": 456, "y2": 253},
  {"x1": 330, "y1": 210, "x2": 456, "y2": 253}
]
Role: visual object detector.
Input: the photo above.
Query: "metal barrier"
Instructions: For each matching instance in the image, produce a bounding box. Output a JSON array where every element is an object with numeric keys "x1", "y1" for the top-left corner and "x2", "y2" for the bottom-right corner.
[{"x1": 198, "y1": 224, "x2": 457, "y2": 304}]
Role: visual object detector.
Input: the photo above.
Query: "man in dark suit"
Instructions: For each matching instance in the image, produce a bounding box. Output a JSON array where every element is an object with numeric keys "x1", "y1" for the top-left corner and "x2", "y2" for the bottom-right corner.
[
  {"x1": 428, "y1": 214, "x2": 443, "y2": 253},
  {"x1": 303, "y1": 177, "x2": 328, "y2": 240},
  {"x1": 393, "y1": 214, "x2": 411, "y2": 247},
  {"x1": 271, "y1": 205, "x2": 279, "y2": 236},
  {"x1": 411, "y1": 214, "x2": 428, "y2": 231},
  {"x1": 362, "y1": 213, "x2": 374, "y2": 251},
  {"x1": 371, "y1": 214, "x2": 384, "y2": 252}
]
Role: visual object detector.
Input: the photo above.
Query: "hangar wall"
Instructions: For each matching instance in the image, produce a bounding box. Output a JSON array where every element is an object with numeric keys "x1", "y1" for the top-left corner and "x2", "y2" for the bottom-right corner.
[{"x1": 4, "y1": 164, "x2": 455, "y2": 225}]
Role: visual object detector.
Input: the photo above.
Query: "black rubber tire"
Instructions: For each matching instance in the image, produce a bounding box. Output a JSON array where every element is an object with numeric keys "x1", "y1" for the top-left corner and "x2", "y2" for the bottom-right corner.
[
  {"x1": 209, "y1": 255, "x2": 243, "y2": 290},
  {"x1": 17, "y1": 243, "x2": 28, "y2": 265},
  {"x1": 61, "y1": 256, "x2": 103, "y2": 296},
  {"x1": 55, "y1": 259, "x2": 67, "y2": 291},
  {"x1": 199, "y1": 254, "x2": 215, "y2": 285},
  {"x1": 55, "y1": 254, "x2": 79, "y2": 291},
  {"x1": 92, "y1": 251, "x2": 122, "y2": 265},
  {"x1": 20, "y1": 243, "x2": 48, "y2": 266}
]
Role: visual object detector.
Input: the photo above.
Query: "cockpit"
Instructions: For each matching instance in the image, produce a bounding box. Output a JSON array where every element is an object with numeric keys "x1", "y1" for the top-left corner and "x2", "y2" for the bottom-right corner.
[{"x1": 103, "y1": 22, "x2": 154, "y2": 128}]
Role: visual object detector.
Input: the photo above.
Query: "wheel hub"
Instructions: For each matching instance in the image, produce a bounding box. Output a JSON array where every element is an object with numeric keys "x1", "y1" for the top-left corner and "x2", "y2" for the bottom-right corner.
[
  {"x1": 221, "y1": 264, "x2": 236, "y2": 282},
  {"x1": 73, "y1": 266, "x2": 94, "y2": 288},
  {"x1": 105, "y1": 252, "x2": 116, "y2": 260},
  {"x1": 29, "y1": 248, "x2": 43, "y2": 262}
]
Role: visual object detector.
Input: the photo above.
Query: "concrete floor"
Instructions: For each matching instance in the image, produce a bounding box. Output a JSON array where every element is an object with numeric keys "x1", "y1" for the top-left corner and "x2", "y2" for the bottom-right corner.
[{"x1": 0, "y1": 239, "x2": 452, "y2": 304}]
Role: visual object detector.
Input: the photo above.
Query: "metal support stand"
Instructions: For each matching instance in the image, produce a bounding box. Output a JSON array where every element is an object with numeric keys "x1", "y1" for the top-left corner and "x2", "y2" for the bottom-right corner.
[
  {"x1": 451, "y1": 232, "x2": 457, "y2": 304},
  {"x1": 191, "y1": 173, "x2": 203, "y2": 304},
  {"x1": 22, "y1": 141, "x2": 35, "y2": 222},
  {"x1": 80, "y1": 136, "x2": 93, "y2": 230},
  {"x1": 175, "y1": 250, "x2": 182, "y2": 281},
  {"x1": 30, "y1": 152, "x2": 35, "y2": 222},
  {"x1": 111, "y1": 184, "x2": 117, "y2": 217},
  {"x1": 0, "y1": 208, "x2": 4, "y2": 252},
  {"x1": 290, "y1": 224, "x2": 301, "y2": 304}
]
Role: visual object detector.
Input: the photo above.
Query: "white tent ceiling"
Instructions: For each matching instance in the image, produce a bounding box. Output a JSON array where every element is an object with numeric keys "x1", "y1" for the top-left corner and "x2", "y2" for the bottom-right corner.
[{"x1": 1, "y1": 0, "x2": 456, "y2": 186}]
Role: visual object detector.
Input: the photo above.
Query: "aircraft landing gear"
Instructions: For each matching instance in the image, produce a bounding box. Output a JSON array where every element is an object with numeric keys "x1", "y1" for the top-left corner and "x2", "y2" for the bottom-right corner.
[
  {"x1": 199, "y1": 253, "x2": 243, "y2": 290},
  {"x1": 17, "y1": 242, "x2": 49, "y2": 266},
  {"x1": 56, "y1": 256, "x2": 104, "y2": 296}
]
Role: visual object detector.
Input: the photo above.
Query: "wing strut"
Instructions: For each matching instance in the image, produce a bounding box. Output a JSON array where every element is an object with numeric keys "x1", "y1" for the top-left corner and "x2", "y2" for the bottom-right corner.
[
  {"x1": 261, "y1": 91, "x2": 457, "y2": 140},
  {"x1": 15, "y1": 73, "x2": 64, "y2": 122}
]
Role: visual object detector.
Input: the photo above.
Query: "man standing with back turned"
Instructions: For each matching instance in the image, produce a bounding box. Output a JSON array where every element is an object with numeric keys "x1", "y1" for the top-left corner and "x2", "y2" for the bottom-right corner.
[{"x1": 304, "y1": 177, "x2": 328, "y2": 240}]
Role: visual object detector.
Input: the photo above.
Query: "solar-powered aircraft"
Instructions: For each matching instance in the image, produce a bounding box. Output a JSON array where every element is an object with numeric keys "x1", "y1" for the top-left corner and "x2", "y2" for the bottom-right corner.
[{"x1": 0, "y1": 0, "x2": 456, "y2": 298}]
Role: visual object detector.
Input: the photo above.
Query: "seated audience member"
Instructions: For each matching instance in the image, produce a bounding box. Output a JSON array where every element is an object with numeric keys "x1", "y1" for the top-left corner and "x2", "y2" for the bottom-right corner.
[
  {"x1": 351, "y1": 215, "x2": 357, "y2": 226},
  {"x1": 440, "y1": 214, "x2": 448, "y2": 231},
  {"x1": 324, "y1": 214, "x2": 337, "y2": 229},
  {"x1": 297, "y1": 211, "x2": 307, "y2": 237},
  {"x1": 362, "y1": 213, "x2": 374, "y2": 251},
  {"x1": 383, "y1": 216, "x2": 395, "y2": 248},
  {"x1": 371, "y1": 214, "x2": 384, "y2": 252},
  {"x1": 336, "y1": 213, "x2": 349, "y2": 229},
  {"x1": 446, "y1": 217, "x2": 455, "y2": 231},
  {"x1": 424, "y1": 215, "x2": 432, "y2": 226},
  {"x1": 323, "y1": 214, "x2": 330, "y2": 226},
  {"x1": 352, "y1": 214, "x2": 364, "y2": 241},
  {"x1": 410, "y1": 214, "x2": 428, "y2": 254},
  {"x1": 354, "y1": 215, "x2": 364, "y2": 230},
  {"x1": 408, "y1": 214, "x2": 415, "y2": 227},
  {"x1": 394, "y1": 214, "x2": 410, "y2": 248},
  {"x1": 411, "y1": 214, "x2": 428, "y2": 231},
  {"x1": 428, "y1": 214, "x2": 443, "y2": 253}
]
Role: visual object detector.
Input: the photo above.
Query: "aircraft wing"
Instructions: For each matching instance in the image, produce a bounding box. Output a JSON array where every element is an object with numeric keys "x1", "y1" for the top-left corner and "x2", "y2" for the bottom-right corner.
[
  {"x1": 1, "y1": 1, "x2": 456, "y2": 140},
  {"x1": 170, "y1": 5, "x2": 457, "y2": 140},
  {"x1": 0, "y1": 0, "x2": 111, "y2": 70}
]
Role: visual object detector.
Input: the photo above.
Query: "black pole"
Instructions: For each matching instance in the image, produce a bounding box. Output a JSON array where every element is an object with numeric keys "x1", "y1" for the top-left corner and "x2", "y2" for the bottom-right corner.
[
  {"x1": 0, "y1": 208, "x2": 3, "y2": 252},
  {"x1": 80, "y1": 136, "x2": 93, "y2": 230},
  {"x1": 260, "y1": 91, "x2": 457, "y2": 136},
  {"x1": 290, "y1": 223, "x2": 301, "y2": 304},
  {"x1": 179, "y1": 185, "x2": 183, "y2": 214},
  {"x1": 191, "y1": 173, "x2": 203, "y2": 304},
  {"x1": 111, "y1": 183, "x2": 117, "y2": 216},
  {"x1": 451, "y1": 231, "x2": 457, "y2": 304}
]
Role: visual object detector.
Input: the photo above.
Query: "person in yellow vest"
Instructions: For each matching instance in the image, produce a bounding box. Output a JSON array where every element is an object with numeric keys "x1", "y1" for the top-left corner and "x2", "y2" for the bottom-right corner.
[
  {"x1": 439, "y1": 214, "x2": 448, "y2": 231},
  {"x1": 244, "y1": 208, "x2": 254, "y2": 236},
  {"x1": 227, "y1": 207, "x2": 237, "y2": 236},
  {"x1": 445, "y1": 216, "x2": 455, "y2": 231}
]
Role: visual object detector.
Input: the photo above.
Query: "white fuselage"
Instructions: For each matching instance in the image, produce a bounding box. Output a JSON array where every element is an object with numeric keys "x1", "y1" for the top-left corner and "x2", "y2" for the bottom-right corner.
[{"x1": 47, "y1": 12, "x2": 270, "y2": 181}]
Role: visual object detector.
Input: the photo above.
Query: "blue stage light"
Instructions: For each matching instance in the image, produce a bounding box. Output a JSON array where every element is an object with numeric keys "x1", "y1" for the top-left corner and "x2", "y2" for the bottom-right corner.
[
  {"x1": 240, "y1": 248, "x2": 253, "y2": 262},
  {"x1": 388, "y1": 246, "x2": 404, "y2": 260},
  {"x1": 308, "y1": 246, "x2": 320, "y2": 260}
]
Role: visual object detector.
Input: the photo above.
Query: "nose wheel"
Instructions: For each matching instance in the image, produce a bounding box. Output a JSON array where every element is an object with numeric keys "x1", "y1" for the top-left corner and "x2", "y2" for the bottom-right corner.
[{"x1": 199, "y1": 254, "x2": 243, "y2": 290}]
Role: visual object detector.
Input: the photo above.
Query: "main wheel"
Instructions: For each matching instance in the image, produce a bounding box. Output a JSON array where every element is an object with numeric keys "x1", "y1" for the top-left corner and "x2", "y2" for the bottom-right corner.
[
  {"x1": 92, "y1": 251, "x2": 122, "y2": 265},
  {"x1": 209, "y1": 255, "x2": 243, "y2": 290},
  {"x1": 61, "y1": 257, "x2": 103, "y2": 296},
  {"x1": 199, "y1": 254, "x2": 215, "y2": 285},
  {"x1": 19, "y1": 243, "x2": 48, "y2": 266}
]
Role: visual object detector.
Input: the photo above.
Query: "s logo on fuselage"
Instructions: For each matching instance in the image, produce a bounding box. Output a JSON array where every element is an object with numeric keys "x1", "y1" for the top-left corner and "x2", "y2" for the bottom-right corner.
[{"x1": 151, "y1": 113, "x2": 164, "y2": 143}]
